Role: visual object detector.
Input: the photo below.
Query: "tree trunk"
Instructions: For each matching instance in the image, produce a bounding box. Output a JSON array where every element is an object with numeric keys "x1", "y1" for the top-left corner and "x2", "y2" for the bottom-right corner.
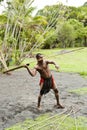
[
  {"x1": 0, "y1": 51, "x2": 8, "y2": 71},
  {"x1": 84, "y1": 36, "x2": 87, "y2": 47}
]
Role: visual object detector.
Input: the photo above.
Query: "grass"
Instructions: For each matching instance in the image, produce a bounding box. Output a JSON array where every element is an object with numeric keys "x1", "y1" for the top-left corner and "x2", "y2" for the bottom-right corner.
[
  {"x1": 5, "y1": 114, "x2": 87, "y2": 130},
  {"x1": 69, "y1": 87, "x2": 87, "y2": 95}
]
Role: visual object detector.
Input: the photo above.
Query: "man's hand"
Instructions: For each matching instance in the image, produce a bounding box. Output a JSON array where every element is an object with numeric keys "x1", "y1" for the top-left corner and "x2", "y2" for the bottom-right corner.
[
  {"x1": 55, "y1": 65, "x2": 59, "y2": 70},
  {"x1": 26, "y1": 63, "x2": 30, "y2": 66},
  {"x1": 24, "y1": 63, "x2": 30, "y2": 67}
]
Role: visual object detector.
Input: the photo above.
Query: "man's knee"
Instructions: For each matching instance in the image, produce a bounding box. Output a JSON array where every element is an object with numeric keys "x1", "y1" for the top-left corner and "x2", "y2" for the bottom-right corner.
[
  {"x1": 54, "y1": 88, "x2": 58, "y2": 94},
  {"x1": 38, "y1": 94, "x2": 42, "y2": 98}
]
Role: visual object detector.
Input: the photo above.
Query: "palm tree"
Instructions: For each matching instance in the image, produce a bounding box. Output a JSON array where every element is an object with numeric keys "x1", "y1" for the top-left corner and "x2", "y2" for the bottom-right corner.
[{"x1": 0, "y1": 0, "x2": 47, "y2": 70}]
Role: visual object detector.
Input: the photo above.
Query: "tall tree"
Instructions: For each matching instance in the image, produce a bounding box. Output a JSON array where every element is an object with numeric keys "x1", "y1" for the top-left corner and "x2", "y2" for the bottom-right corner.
[{"x1": 0, "y1": 0, "x2": 47, "y2": 70}]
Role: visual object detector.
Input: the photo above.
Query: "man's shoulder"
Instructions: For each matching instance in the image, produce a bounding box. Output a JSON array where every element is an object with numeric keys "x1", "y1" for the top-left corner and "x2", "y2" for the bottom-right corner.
[
  {"x1": 44, "y1": 60, "x2": 49, "y2": 64},
  {"x1": 34, "y1": 65, "x2": 39, "y2": 69}
]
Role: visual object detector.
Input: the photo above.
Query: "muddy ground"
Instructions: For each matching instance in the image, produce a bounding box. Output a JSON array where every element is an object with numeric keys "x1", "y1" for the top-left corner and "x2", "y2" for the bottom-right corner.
[{"x1": 0, "y1": 69, "x2": 87, "y2": 130}]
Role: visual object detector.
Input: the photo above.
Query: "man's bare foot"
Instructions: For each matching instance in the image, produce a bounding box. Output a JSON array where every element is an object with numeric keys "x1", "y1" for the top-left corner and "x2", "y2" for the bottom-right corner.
[
  {"x1": 54, "y1": 104, "x2": 64, "y2": 109},
  {"x1": 37, "y1": 106, "x2": 42, "y2": 111}
]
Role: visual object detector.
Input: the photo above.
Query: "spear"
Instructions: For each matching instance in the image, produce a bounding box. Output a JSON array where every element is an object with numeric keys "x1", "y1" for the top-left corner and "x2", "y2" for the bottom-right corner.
[
  {"x1": 3, "y1": 47, "x2": 84, "y2": 74},
  {"x1": 3, "y1": 64, "x2": 29, "y2": 74},
  {"x1": 46, "y1": 47, "x2": 85, "y2": 58}
]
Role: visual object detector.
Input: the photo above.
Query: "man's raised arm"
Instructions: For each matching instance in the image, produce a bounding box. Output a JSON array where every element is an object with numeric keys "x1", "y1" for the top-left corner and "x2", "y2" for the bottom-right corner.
[{"x1": 24, "y1": 65, "x2": 37, "y2": 77}]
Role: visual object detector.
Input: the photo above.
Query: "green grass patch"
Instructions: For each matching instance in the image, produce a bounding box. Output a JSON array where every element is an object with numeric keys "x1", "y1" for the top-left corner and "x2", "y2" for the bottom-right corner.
[
  {"x1": 5, "y1": 114, "x2": 87, "y2": 130},
  {"x1": 69, "y1": 87, "x2": 87, "y2": 95}
]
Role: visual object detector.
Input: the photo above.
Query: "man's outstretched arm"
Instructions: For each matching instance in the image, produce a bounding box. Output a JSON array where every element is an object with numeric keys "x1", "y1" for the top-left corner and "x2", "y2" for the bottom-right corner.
[
  {"x1": 46, "y1": 60, "x2": 59, "y2": 70},
  {"x1": 24, "y1": 65, "x2": 37, "y2": 77}
]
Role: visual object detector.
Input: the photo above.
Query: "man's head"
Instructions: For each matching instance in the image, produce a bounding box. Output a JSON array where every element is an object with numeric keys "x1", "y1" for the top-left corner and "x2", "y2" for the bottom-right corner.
[{"x1": 36, "y1": 53, "x2": 43, "y2": 62}]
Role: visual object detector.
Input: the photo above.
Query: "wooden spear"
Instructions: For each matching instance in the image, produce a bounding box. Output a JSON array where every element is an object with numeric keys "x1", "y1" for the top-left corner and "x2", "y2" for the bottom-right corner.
[{"x1": 3, "y1": 64, "x2": 29, "y2": 74}]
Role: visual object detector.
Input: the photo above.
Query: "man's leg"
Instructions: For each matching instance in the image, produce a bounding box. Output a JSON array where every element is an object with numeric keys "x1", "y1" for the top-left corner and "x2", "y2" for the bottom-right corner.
[
  {"x1": 53, "y1": 88, "x2": 64, "y2": 108},
  {"x1": 37, "y1": 95, "x2": 42, "y2": 109},
  {"x1": 37, "y1": 83, "x2": 43, "y2": 110}
]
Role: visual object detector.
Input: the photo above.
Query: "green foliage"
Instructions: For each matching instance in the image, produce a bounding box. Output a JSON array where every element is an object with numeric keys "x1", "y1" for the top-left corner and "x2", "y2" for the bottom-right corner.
[
  {"x1": 67, "y1": 19, "x2": 84, "y2": 47},
  {"x1": 35, "y1": 34, "x2": 45, "y2": 46},
  {"x1": 0, "y1": 14, "x2": 7, "y2": 41},
  {"x1": 33, "y1": 15, "x2": 48, "y2": 26},
  {"x1": 0, "y1": 0, "x2": 3, "y2": 2},
  {"x1": 0, "y1": 14, "x2": 7, "y2": 23},
  {"x1": 37, "y1": 4, "x2": 61, "y2": 26},
  {"x1": 68, "y1": 19, "x2": 83, "y2": 30},
  {"x1": 68, "y1": 6, "x2": 80, "y2": 20},
  {"x1": 37, "y1": 4, "x2": 87, "y2": 49},
  {"x1": 56, "y1": 21, "x2": 75, "y2": 48},
  {"x1": 43, "y1": 29, "x2": 57, "y2": 49}
]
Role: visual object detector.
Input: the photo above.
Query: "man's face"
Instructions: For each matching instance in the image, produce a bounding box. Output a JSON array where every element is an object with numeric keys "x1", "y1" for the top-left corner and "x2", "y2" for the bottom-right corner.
[{"x1": 37, "y1": 56, "x2": 43, "y2": 63}]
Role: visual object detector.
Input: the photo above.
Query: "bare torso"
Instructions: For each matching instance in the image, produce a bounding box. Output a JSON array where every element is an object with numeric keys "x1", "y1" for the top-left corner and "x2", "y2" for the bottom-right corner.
[{"x1": 35, "y1": 61, "x2": 51, "y2": 78}]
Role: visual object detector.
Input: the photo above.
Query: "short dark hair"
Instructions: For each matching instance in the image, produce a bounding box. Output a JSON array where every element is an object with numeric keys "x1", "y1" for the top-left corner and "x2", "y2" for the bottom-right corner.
[{"x1": 36, "y1": 53, "x2": 43, "y2": 59}]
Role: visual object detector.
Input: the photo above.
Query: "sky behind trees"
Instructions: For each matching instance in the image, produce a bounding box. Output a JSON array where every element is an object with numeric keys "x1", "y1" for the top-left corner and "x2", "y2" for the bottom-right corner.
[
  {"x1": 32, "y1": 0, "x2": 87, "y2": 9},
  {"x1": 0, "y1": 0, "x2": 87, "y2": 14}
]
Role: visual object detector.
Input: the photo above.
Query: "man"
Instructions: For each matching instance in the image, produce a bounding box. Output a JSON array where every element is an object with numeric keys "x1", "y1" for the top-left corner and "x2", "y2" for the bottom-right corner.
[{"x1": 25, "y1": 53, "x2": 64, "y2": 110}]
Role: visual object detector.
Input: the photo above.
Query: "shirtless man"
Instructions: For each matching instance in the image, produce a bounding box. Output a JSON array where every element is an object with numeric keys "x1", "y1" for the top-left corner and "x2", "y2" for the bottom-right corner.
[{"x1": 25, "y1": 53, "x2": 64, "y2": 110}]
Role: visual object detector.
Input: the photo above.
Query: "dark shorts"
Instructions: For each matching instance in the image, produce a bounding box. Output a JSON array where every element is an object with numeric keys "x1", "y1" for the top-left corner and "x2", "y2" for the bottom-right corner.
[{"x1": 40, "y1": 75, "x2": 54, "y2": 95}]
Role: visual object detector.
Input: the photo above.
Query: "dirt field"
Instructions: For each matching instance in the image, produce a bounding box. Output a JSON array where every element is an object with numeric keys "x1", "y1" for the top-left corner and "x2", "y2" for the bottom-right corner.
[{"x1": 0, "y1": 69, "x2": 87, "y2": 130}]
